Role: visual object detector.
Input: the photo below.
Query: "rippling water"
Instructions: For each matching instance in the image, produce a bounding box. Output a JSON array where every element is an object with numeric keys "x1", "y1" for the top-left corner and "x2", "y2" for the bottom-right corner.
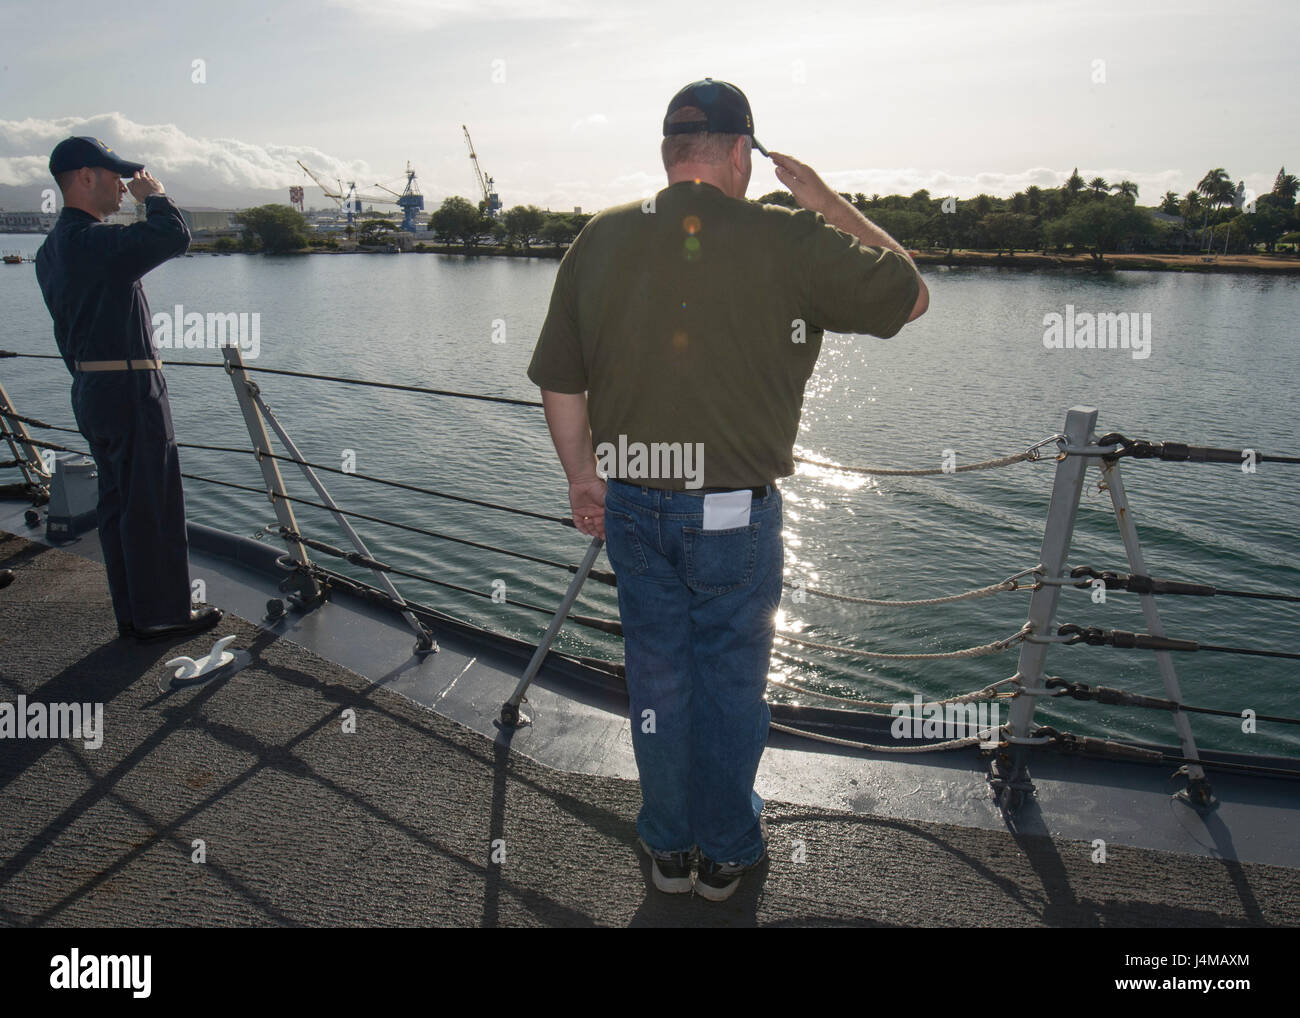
[{"x1": 3, "y1": 234, "x2": 1297, "y2": 757}]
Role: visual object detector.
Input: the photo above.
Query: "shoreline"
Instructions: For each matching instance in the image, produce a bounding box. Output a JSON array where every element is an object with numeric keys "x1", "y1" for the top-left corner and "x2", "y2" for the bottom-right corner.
[
  {"x1": 910, "y1": 249, "x2": 1300, "y2": 275},
  {"x1": 183, "y1": 242, "x2": 1300, "y2": 275}
]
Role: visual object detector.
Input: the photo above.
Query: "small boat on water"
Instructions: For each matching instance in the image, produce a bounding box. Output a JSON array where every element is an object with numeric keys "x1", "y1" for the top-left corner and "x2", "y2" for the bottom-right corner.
[{"x1": 2, "y1": 252, "x2": 26, "y2": 265}]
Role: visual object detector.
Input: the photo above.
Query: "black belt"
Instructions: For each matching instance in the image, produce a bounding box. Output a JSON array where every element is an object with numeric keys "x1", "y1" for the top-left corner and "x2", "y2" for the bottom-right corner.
[{"x1": 613, "y1": 480, "x2": 773, "y2": 499}]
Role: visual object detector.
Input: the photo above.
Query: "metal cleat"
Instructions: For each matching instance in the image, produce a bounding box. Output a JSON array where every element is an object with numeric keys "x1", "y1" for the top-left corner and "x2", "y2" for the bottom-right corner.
[{"x1": 163, "y1": 635, "x2": 239, "y2": 688}]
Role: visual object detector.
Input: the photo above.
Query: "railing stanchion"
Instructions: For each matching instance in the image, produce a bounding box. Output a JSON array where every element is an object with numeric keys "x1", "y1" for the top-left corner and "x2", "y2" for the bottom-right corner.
[
  {"x1": 998, "y1": 406, "x2": 1097, "y2": 811},
  {"x1": 500, "y1": 536, "x2": 604, "y2": 727},
  {"x1": 247, "y1": 387, "x2": 436, "y2": 656},
  {"x1": 219, "y1": 346, "x2": 321, "y2": 606},
  {"x1": 1100, "y1": 457, "x2": 1215, "y2": 809},
  {"x1": 0, "y1": 379, "x2": 52, "y2": 495}
]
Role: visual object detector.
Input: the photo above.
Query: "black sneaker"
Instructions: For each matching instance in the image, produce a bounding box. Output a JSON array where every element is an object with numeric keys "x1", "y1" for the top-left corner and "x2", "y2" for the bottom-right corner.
[
  {"x1": 696, "y1": 816, "x2": 768, "y2": 902},
  {"x1": 638, "y1": 838, "x2": 694, "y2": 894},
  {"x1": 696, "y1": 850, "x2": 766, "y2": 901}
]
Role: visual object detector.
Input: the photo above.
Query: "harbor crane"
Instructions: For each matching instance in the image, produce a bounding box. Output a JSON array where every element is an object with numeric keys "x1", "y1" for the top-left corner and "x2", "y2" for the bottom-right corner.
[
  {"x1": 462, "y1": 125, "x2": 501, "y2": 217},
  {"x1": 296, "y1": 160, "x2": 361, "y2": 227},
  {"x1": 370, "y1": 162, "x2": 426, "y2": 232}
]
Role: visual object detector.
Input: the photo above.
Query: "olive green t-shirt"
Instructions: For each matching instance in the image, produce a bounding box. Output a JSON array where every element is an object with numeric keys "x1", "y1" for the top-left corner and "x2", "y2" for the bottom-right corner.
[{"x1": 527, "y1": 180, "x2": 919, "y2": 489}]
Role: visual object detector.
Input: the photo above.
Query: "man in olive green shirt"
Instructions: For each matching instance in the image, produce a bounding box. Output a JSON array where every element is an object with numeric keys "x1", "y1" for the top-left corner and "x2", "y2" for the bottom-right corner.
[{"x1": 528, "y1": 78, "x2": 927, "y2": 900}]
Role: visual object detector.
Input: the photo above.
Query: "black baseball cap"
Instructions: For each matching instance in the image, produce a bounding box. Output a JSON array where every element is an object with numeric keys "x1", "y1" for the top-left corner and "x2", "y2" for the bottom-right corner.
[
  {"x1": 663, "y1": 78, "x2": 769, "y2": 158},
  {"x1": 49, "y1": 136, "x2": 145, "y2": 177}
]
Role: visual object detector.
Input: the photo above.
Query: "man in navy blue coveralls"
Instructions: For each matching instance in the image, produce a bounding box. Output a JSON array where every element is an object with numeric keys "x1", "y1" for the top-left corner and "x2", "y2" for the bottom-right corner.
[{"x1": 35, "y1": 136, "x2": 221, "y2": 641}]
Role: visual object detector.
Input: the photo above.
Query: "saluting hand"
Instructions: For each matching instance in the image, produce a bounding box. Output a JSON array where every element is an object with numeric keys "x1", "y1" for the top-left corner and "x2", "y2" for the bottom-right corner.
[
  {"x1": 127, "y1": 170, "x2": 165, "y2": 202},
  {"x1": 769, "y1": 152, "x2": 838, "y2": 217}
]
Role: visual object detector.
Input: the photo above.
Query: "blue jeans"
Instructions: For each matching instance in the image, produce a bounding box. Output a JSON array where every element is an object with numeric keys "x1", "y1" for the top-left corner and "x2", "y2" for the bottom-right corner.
[{"x1": 603, "y1": 480, "x2": 783, "y2": 866}]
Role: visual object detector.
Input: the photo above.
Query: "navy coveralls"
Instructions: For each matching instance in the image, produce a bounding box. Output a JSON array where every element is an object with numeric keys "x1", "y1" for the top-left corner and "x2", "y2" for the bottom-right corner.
[{"x1": 35, "y1": 196, "x2": 193, "y2": 629}]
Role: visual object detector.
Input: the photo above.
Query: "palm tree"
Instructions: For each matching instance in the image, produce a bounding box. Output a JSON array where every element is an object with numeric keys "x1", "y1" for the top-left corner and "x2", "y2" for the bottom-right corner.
[
  {"x1": 1197, "y1": 168, "x2": 1230, "y2": 250},
  {"x1": 1111, "y1": 180, "x2": 1139, "y2": 201},
  {"x1": 1159, "y1": 190, "x2": 1180, "y2": 214},
  {"x1": 1179, "y1": 191, "x2": 1203, "y2": 252},
  {"x1": 1221, "y1": 181, "x2": 1248, "y2": 254},
  {"x1": 1087, "y1": 176, "x2": 1111, "y2": 196}
]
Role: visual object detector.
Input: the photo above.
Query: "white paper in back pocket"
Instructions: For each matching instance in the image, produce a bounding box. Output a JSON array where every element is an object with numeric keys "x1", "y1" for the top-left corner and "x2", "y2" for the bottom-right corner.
[{"x1": 702, "y1": 490, "x2": 752, "y2": 531}]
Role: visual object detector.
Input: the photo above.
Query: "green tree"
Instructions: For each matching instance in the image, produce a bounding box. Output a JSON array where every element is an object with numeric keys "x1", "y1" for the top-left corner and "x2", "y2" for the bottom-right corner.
[
  {"x1": 1248, "y1": 193, "x2": 1294, "y2": 252},
  {"x1": 1196, "y1": 168, "x2": 1232, "y2": 250},
  {"x1": 1159, "y1": 190, "x2": 1181, "y2": 214},
  {"x1": 358, "y1": 218, "x2": 396, "y2": 246},
  {"x1": 1271, "y1": 166, "x2": 1299, "y2": 202},
  {"x1": 1111, "y1": 180, "x2": 1139, "y2": 201},
  {"x1": 538, "y1": 216, "x2": 578, "y2": 249},
  {"x1": 236, "y1": 204, "x2": 310, "y2": 253},
  {"x1": 430, "y1": 196, "x2": 490, "y2": 251},
  {"x1": 502, "y1": 204, "x2": 545, "y2": 249},
  {"x1": 1043, "y1": 197, "x2": 1156, "y2": 263},
  {"x1": 1063, "y1": 168, "x2": 1085, "y2": 205},
  {"x1": 1087, "y1": 176, "x2": 1111, "y2": 197},
  {"x1": 979, "y1": 212, "x2": 1038, "y2": 255},
  {"x1": 757, "y1": 190, "x2": 797, "y2": 208}
]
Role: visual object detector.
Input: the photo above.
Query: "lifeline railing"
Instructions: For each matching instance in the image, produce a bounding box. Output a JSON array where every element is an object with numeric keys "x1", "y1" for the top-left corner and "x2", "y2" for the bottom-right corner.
[{"x1": 4, "y1": 348, "x2": 1300, "y2": 814}]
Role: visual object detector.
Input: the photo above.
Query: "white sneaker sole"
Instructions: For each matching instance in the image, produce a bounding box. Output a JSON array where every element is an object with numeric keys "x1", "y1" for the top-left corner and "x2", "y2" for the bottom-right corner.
[
  {"x1": 640, "y1": 838, "x2": 693, "y2": 894},
  {"x1": 694, "y1": 874, "x2": 742, "y2": 901},
  {"x1": 651, "y1": 866, "x2": 693, "y2": 894}
]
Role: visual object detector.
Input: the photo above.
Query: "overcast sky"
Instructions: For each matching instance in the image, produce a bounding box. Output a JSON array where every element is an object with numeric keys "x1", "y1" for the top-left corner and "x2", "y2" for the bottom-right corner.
[{"x1": 1, "y1": 0, "x2": 1296, "y2": 212}]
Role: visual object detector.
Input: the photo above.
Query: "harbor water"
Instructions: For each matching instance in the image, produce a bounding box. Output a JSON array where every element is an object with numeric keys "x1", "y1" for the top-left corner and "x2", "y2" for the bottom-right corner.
[{"x1": 2, "y1": 234, "x2": 1297, "y2": 757}]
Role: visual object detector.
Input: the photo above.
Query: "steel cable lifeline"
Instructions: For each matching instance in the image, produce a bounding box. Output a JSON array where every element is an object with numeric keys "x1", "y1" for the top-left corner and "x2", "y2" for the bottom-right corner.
[
  {"x1": 0, "y1": 432, "x2": 87, "y2": 456},
  {"x1": 1034, "y1": 727, "x2": 1300, "y2": 780},
  {"x1": 1053, "y1": 564, "x2": 1300, "y2": 604},
  {"x1": 1091, "y1": 432, "x2": 1300, "y2": 466},
  {"x1": 272, "y1": 525, "x2": 621, "y2": 635},
  {"x1": 180, "y1": 470, "x2": 616, "y2": 584},
  {"x1": 767, "y1": 722, "x2": 1012, "y2": 753},
  {"x1": 766, "y1": 674, "x2": 1021, "y2": 709},
  {"x1": 1053, "y1": 623, "x2": 1300, "y2": 661},
  {"x1": 178, "y1": 441, "x2": 572, "y2": 527},
  {"x1": 0, "y1": 351, "x2": 548, "y2": 409},
  {"x1": 7, "y1": 350, "x2": 1300, "y2": 465},
  {"x1": 1044, "y1": 677, "x2": 1300, "y2": 726},
  {"x1": 785, "y1": 567, "x2": 1037, "y2": 606},
  {"x1": 776, "y1": 624, "x2": 1031, "y2": 660},
  {"x1": 793, "y1": 432, "x2": 1062, "y2": 476}
]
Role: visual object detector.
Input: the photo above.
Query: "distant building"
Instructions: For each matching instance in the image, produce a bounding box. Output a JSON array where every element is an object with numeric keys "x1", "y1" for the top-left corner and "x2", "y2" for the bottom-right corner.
[
  {"x1": 179, "y1": 207, "x2": 236, "y2": 235},
  {"x1": 1, "y1": 206, "x2": 234, "y2": 235},
  {"x1": 102, "y1": 205, "x2": 233, "y2": 234},
  {"x1": 0, "y1": 211, "x2": 57, "y2": 233}
]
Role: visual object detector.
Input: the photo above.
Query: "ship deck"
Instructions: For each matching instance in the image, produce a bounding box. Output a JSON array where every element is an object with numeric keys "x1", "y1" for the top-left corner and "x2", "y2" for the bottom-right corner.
[{"x1": 2, "y1": 520, "x2": 1299, "y2": 927}]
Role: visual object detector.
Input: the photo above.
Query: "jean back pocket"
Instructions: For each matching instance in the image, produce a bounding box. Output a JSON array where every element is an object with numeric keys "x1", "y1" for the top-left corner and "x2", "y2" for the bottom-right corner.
[{"x1": 683, "y1": 523, "x2": 760, "y2": 594}]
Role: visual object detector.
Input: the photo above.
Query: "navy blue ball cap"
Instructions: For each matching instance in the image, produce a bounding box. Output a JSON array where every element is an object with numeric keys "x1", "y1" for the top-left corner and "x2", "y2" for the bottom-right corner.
[
  {"x1": 49, "y1": 136, "x2": 145, "y2": 177},
  {"x1": 663, "y1": 78, "x2": 768, "y2": 157}
]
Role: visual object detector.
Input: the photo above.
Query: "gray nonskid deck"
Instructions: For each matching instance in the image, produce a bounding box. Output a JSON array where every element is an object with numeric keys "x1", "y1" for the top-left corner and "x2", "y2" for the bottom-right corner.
[{"x1": 1, "y1": 528, "x2": 1298, "y2": 926}]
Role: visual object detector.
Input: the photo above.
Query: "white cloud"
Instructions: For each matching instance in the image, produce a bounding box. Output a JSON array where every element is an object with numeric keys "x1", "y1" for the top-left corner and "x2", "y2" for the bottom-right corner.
[
  {"x1": 0, "y1": 113, "x2": 373, "y2": 196},
  {"x1": 819, "y1": 165, "x2": 1185, "y2": 202},
  {"x1": 323, "y1": 0, "x2": 590, "y2": 30}
]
